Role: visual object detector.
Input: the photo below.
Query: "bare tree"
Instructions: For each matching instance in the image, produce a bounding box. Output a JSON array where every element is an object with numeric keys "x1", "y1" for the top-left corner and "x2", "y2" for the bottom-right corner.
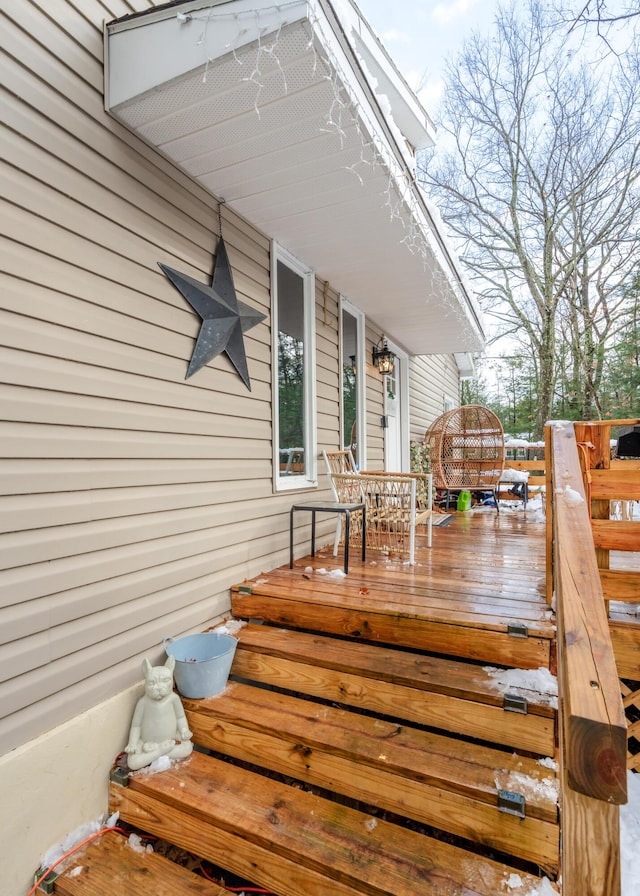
[
  {"x1": 566, "y1": 1, "x2": 640, "y2": 27},
  {"x1": 559, "y1": 1, "x2": 640, "y2": 55},
  {"x1": 419, "y1": 0, "x2": 640, "y2": 437}
]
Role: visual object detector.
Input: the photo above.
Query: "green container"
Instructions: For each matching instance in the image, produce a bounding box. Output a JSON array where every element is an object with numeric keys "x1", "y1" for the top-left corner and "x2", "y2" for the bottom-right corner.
[{"x1": 457, "y1": 490, "x2": 472, "y2": 512}]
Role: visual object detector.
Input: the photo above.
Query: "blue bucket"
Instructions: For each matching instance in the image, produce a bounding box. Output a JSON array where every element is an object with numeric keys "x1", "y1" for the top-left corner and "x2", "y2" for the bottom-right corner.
[{"x1": 164, "y1": 632, "x2": 237, "y2": 698}]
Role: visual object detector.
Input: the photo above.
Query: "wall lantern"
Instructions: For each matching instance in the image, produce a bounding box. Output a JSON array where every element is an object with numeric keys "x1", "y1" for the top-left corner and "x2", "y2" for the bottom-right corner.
[
  {"x1": 349, "y1": 355, "x2": 357, "y2": 376},
  {"x1": 372, "y1": 336, "x2": 395, "y2": 376}
]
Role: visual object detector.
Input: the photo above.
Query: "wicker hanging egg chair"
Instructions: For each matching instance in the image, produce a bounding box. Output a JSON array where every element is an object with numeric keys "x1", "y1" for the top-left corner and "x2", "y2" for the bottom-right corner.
[{"x1": 425, "y1": 405, "x2": 505, "y2": 502}]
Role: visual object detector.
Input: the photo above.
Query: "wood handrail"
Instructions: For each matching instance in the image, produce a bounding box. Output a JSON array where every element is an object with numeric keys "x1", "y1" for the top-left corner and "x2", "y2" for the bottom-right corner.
[
  {"x1": 548, "y1": 421, "x2": 628, "y2": 896},
  {"x1": 550, "y1": 422, "x2": 627, "y2": 800}
]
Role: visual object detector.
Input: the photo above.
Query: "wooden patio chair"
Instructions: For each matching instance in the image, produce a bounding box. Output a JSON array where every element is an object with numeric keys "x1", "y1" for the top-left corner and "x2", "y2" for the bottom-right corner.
[
  {"x1": 322, "y1": 449, "x2": 359, "y2": 555},
  {"x1": 330, "y1": 471, "x2": 433, "y2": 564}
]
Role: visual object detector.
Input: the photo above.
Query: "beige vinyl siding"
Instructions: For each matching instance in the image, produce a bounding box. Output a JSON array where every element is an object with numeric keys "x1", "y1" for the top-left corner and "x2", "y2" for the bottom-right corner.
[
  {"x1": 0, "y1": 0, "x2": 342, "y2": 756},
  {"x1": 409, "y1": 354, "x2": 461, "y2": 442}
]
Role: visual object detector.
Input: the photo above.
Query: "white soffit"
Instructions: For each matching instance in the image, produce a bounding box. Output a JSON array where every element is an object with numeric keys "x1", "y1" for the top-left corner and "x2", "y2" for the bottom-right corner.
[{"x1": 105, "y1": 0, "x2": 484, "y2": 355}]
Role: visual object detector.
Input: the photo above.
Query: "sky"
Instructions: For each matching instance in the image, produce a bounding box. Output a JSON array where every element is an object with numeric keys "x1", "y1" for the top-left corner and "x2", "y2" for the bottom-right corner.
[{"x1": 354, "y1": 0, "x2": 501, "y2": 112}]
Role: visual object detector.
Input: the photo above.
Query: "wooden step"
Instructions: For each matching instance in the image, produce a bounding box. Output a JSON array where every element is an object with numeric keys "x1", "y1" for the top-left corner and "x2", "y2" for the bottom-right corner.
[
  {"x1": 110, "y1": 750, "x2": 555, "y2": 896},
  {"x1": 231, "y1": 570, "x2": 553, "y2": 669},
  {"x1": 183, "y1": 681, "x2": 559, "y2": 873},
  {"x1": 52, "y1": 832, "x2": 229, "y2": 896},
  {"x1": 231, "y1": 624, "x2": 557, "y2": 755}
]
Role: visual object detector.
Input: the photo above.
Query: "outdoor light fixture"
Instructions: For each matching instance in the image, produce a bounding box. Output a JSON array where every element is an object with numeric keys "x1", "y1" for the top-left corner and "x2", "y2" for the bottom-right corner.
[
  {"x1": 350, "y1": 355, "x2": 357, "y2": 376},
  {"x1": 372, "y1": 336, "x2": 395, "y2": 376}
]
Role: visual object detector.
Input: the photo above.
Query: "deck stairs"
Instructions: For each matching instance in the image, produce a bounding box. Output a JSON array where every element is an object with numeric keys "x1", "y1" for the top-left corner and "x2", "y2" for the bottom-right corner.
[{"x1": 55, "y1": 553, "x2": 560, "y2": 896}]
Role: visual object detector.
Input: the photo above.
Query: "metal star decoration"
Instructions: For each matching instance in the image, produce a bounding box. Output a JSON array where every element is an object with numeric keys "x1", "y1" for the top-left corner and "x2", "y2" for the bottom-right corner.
[{"x1": 159, "y1": 238, "x2": 266, "y2": 389}]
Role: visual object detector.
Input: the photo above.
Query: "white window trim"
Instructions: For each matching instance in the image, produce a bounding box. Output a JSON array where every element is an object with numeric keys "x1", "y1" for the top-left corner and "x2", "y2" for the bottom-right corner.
[
  {"x1": 340, "y1": 298, "x2": 367, "y2": 469},
  {"x1": 384, "y1": 338, "x2": 410, "y2": 472},
  {"x1": 271, "y1": 242, "x2": 317, "y2": 491}
]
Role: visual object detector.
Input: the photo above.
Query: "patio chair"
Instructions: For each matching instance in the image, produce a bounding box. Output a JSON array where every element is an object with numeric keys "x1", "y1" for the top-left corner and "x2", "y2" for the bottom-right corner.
[
  {"x1": 322, "y1": 449, "x2": 358, "y2": 555},
  {"x1": 329, "y1": 470, "x2": 433, "y2": 564},
  {"x1": 424, "y1": 405, "x2": 505, "y2": 512}
]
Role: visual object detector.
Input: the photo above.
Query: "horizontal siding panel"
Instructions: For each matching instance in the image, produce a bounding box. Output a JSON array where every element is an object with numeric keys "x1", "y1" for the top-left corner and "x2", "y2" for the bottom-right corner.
[
  {"x1": 0, "y1": 458, "x2": 271, "y2": 500},
  {"x1": 3, "y1": 201, "x2": 208, "y2": 310},
  {"x1": 0, "y1": 614, "x2": 231, "y2": 756},
  {"x1": 2, "y1": 384, "x2": 270, "y2": 437},
  {"x1": 6, "y1": 1, "x2": 104, "y2": 88},
  {"x1": 0, "y1": 423, "x2": 272, "y2": 462},
  {"x1": 30, "y1": 0, "x2": 104, "y2": 61},
  {"x1": 2, "y1": 129, "x2": 272, "y2": 299},
  {"x1": 0, "y1": 589, "x2": 232, "y2": 728},
  {"x1": 0, "y1": 236, "x2": 215, "y2": 339},
  {"x1": 0, "y1": 489, "x2": 294, "y2": 569},
  {"x1": 2, "y1": 11, "x2": 105, "y2": 123},
  {"x1": 409, "y1": 353, "x2": 459, "y2": 441},
  {"x1": 1, "y1": 572, "x2": 243, "y2": 684},
  {"x1": 0, "y1": 546, "x2": 273, "y2": 650},
  {"x1": 2, "y1": 133, "x2": 214, "y2": 268},
  {"x1": 0, "y1": 0, "x2": 343, "y2": 757},
  {"x1": 0, "y1": 476, "x2": 275, "y2": 533},
  {"x1": 0, "y1": 538, "x2": 276, "y2": 646},
  {"x1": 2, "y1": 86, "x2": 216, "y2": 258},
  {"x1": 1, "y1": 252, "x2": 270, "y2": 368},
  {"x1": 1, "y1": 35, "x2": 225, "y2": 216},
  {"x1": 2, "y1": 160, "x2": 226, "y2": 293},
  {"x1": 2, "y1": 329, "x2": 271, "y2": 409},
  {"x1": 1, "y1": 510, "x2": 290, "y2": 606}
]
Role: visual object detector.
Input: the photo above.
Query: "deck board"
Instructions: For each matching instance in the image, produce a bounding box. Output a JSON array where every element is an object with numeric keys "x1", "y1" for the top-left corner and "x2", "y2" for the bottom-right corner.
[
  {"x1": 231, "y1": 623, "x2": 556, "y2": 754},
  {"x1": 100, "y1": 509, "x2": 561, "y2": 895},
  {"x1": 233, "y1": 508, "x2": 555, "y2": 669}
]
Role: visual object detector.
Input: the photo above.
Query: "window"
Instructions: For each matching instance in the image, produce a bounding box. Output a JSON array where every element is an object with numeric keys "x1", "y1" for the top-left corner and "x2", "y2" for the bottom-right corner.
[
  {"x1": 340, "y1": 301, "x2": 366, "y2": 468},
  {"x1": 272, "y1": 244, "x2": 316, "y2": 489}
]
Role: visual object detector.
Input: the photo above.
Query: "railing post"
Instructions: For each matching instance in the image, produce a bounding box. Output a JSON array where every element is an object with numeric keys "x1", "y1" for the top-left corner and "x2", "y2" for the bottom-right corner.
[
  {"x1": 545, "y1": 423, "x2": 553, "y2": 604},
  {"x1": 574, "y1": 422, "x2": 612, "y2": 583}
]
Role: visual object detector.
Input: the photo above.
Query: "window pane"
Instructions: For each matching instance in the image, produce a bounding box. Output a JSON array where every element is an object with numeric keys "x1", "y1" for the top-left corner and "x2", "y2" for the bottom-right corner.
[
  {"x1": 277, "y1": 260, "x2": 305, "y2": 477},
  {"x1": 341, "y1": 309, "x2": 358, "y2": 464}
]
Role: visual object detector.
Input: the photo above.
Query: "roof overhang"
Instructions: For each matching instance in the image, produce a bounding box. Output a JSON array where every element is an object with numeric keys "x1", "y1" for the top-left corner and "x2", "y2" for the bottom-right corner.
[
  {"x1": 454, "y1": 352, "x2": 476, "y2": 379},
  {"x1": 105, "y1": 0, "x2": 484, "y2": 355}
]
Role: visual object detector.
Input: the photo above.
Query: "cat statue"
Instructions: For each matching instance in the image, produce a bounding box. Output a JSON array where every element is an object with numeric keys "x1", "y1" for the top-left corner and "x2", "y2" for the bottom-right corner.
[{"x1": 125, "y1": 655, "x2": 193, "y2": 771}]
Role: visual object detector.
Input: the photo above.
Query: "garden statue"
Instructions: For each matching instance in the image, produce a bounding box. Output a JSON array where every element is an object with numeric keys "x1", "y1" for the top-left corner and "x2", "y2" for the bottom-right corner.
[{"x1": 125, "y1": 655, "x2": 193, "y2": 771}]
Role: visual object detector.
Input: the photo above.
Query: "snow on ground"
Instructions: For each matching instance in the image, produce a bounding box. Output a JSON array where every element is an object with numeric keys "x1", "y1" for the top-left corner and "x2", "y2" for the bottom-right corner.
[
  {"x1": 622, "y1": 770, "x2": 640, "y2": 895},
  {"x1": 483, "y1": 665, "x2": 558, "y2": 709}
]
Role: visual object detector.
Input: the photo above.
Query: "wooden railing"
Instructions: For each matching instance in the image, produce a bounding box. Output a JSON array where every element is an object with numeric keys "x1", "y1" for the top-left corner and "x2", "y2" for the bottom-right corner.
[
  {"x1": 547, "y1": 421, "x2": 628, "y2": 896},
  {"x1": 574, "y1": 419, "x2": 640, "y2": 612}
]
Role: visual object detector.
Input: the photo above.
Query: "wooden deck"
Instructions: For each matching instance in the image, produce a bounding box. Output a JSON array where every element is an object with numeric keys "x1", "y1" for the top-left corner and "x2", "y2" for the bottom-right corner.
[
  {"x1": 84, "y1": 507, "x2": 563, "y2": 896},
  {"x1": 234, "y1": 508, "x2": 556, "y2": 670}
]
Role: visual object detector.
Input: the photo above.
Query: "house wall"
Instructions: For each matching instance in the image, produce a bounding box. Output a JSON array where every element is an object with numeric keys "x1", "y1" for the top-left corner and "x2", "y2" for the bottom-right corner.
[
  {"x1": 0, "y1": 1, "x2": 449, "y2": 890},
  {"x1": 0, "y1": 2, "x2": 341, "y2": 889},
  {"x1": 409, "y1": 353, "x2": 461, "y2": 442}
]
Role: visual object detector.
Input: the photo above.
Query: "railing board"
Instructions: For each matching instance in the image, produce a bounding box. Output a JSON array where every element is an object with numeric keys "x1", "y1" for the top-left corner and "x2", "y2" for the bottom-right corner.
[
  {"x1": 609, "y1": 621, "x2": 640, "y2": 679},
  {"x1": 591, "y1": 519, "x2": 640, "y2": 552},
  {"x1": 591, "y1": 468, "x2": 640, "y2": 501},
  {"x1": 600, "y1": 568, "x2": 640, "y2": 603}
]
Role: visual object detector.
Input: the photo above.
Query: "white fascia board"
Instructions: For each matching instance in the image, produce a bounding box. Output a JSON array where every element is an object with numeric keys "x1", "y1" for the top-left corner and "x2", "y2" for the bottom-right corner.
[
  {"x1": 454, "y1": 352, "x2": 476, "y2": 378},
  {"x1": 351, "y1": 37, "x2": 436, "y2": 151},
  {"x1": 418, "y1": 186, "x2": 485, "y2": 341}
]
